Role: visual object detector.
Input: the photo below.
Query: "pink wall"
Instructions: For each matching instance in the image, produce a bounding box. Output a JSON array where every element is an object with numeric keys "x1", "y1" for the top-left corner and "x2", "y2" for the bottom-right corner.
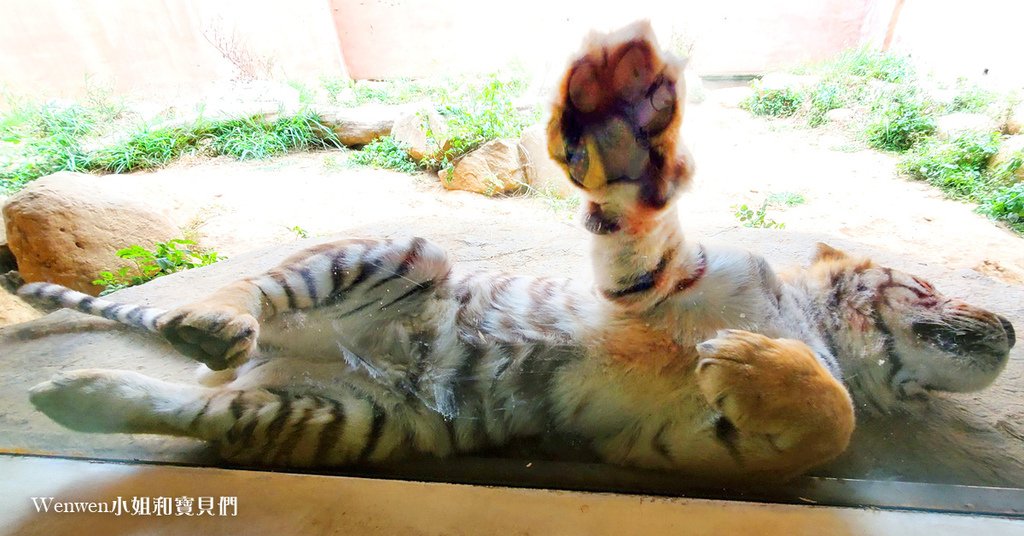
[
  {"x1": 0, "y1": 0, "x2": 346, "y2": 102},
  {"x1": 887, "y1": 0, "x2": 1024, "y2": 87},
  {"x1": 329, "y1": 0, "x2": 873, "y2": 79},
  {"x1": 2, "y1": 0, "x2": 1019, "y2": 104}
]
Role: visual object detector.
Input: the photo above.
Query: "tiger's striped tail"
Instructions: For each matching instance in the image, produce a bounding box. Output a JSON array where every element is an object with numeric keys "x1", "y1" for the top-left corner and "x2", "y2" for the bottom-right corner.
[{"x1": 17, "y1": 282, "x2": 168, "y2": 333}]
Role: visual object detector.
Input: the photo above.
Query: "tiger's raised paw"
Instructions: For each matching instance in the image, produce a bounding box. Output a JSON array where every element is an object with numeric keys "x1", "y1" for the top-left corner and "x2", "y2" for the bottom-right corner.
[
  {"x1": 548, "y1": 20, "x2": 693, "y2": 222},
  {"x1": 695, "y1": 330, "x2": 855, "y2": 467},
  {"x1": 157, "y1": 306, "x2": 259, "y2": 370}
]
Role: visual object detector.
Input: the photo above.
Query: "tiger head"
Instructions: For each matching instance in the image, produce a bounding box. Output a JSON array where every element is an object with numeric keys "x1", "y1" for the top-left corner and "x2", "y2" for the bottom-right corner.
[{"x1": 809, "y1": 243, "x2": 1015, "y2": 413}]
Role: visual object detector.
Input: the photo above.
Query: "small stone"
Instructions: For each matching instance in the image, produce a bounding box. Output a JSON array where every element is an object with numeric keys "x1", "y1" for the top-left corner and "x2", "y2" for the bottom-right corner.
[
  {"x1": 439, "y1": 139, "x2": 527, "y2": 196},
  {"x1": 391, "y1": 107, "x2": 448, "y2": 161}
]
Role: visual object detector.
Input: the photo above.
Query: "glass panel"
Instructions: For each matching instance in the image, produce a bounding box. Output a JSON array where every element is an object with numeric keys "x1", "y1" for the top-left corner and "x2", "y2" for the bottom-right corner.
[{"x1": 0, "y1": 0, "x2": 1021, "y2": 515}]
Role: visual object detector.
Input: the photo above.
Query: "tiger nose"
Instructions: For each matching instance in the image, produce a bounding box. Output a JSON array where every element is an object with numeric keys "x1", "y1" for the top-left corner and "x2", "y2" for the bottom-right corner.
[{"x1": 998, "y1": 315, "x2": 1016, "y2": 349}]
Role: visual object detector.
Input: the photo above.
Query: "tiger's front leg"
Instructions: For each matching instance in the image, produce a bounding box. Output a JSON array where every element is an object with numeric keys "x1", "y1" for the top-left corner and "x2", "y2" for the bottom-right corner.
[
  {"x1": 548, "y1": 21, "x2": 702, "y2": 313},
  {"x1": 158, "y1": 237, "x2": 451, "y2": 370},
  {"x1": 696, "y1": 330, "x2": 855, "y2": 478}
]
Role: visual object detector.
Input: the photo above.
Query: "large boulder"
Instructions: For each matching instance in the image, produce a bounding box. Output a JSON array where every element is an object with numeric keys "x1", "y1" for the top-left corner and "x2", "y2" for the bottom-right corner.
[
  {"x1": 391, "y1": 107, "x2": 448, "y2": 161},
  {"x1": 318, "y1": 104, "x2": 401, "y2": 146},
  {"x1": 989, "y1": 135, "x2": 1024, "y2": 183},
  {"x1": 438, "y1": 139, "x2": 527, "y2": 196},
  {"x1": 517, "y1": 125, "x2": 576, "y2": 198},
  {"x1": 935, "y1": 112, "x2": 1001, "y2": 140},
  {"x1": 2, "y1": 172, "x2": 181, "y2": 295},
  {"x1": 1004, "y1": 102, "x2": 1024, "y2": 135}
]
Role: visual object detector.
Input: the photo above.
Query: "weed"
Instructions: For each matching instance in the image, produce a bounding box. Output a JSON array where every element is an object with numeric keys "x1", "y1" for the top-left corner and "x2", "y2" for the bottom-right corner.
[
  {"x1": 287, "y1": 80, "x2": 316, "y2": 105},
  {"x1": 948, "y1": 80, "x2": 997, "y2": 113},
  {"x1": 734, "y1": 201, "x2": 786, "y2": 229},
  {"x1": 821, "y1": 48, "x2": 915, "y2": 84},
  {"x1": 90, "y1": 127, "x2": 198, "y2": 173},
  {"x1": 288, "y1": 225, "x2": 310, "y2": 239},
  {"x1": 93, "y1": 239, "x2": 222, "y2": 295},
  {"x1": 742, "y1": 84, "x2": 803, "y2": 118},
  {"x1": 806, "y1": 82, "x2": 845, "y2": 127},
  {"x1": 522, "y1": 183, "x2": 581, "y2": 218},
  {"x1": 205, "y1": 112, "x2": 339, "y2": 160},
  {"x1": 864, "y1": 85, "x2": 936, "y2": 151},
  {"x1": 424, "y1": 74, "x2": 535, "y2": 172},
  {"x1": 899, "y1": 131, "x2": 1000, "y2": 199},
  {"x1": 980, "y1": 183, "x2": 1024, "y2": 232},
  {"x1": 766, "y1": 191, "x2": 806, "y2": 207},
  {"x1": 349, "y1": 136, "x2": 419, "y2": 173}
]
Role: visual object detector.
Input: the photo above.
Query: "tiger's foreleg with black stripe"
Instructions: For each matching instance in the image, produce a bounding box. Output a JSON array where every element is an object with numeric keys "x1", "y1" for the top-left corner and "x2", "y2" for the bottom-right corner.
[{"x1": 546, "y1": 22, "x2": 854, "y2": 477}]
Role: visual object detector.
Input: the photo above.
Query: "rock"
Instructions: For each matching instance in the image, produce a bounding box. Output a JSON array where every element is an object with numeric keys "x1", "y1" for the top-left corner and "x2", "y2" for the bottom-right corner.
[
  {"x1": 200, "y1": 81, "x2": 302, "y2": 123},
  {"x1": 684, "y1": 70, "x2": 706, "y2": 104},
  {"x1": 825, "y1": 108, "x2": 857, "y2": 126},
  {"x1": 391, "y1": 107, "x2": 448, "y2": 161},
  {"x1": 0, "y1": 286, "x2": 39, "y2": 327},
  {"x1": 935, "y1": 112, "x2": 1000, "y2": 140},
  {"x1": 2, "y1": 172, "x2": 181, "y2": 295},
  {"x1": 317, "y1": 105, "x2": 401, "y2": 146},
  {"x1": 988, "y1": 135, "x2": 1024, "y2": 183},
  {"x1": 1004, "y1": 102, "x2": 1024, "y2": 135},
  {"x1": 438, "y1": 139, "x2": 527, "y2": 196},
  {"x1": 517, "y1": 125, "x2": 576, "y2": 198},
  {"x1": 711, "y1": 86, "x2": 754, "y2": 109}
]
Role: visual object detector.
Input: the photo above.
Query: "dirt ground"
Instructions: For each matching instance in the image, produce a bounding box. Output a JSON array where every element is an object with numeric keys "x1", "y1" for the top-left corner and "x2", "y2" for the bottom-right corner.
[{"x1": 1, "y1": 91, "x2": 1023, "y2": 487}]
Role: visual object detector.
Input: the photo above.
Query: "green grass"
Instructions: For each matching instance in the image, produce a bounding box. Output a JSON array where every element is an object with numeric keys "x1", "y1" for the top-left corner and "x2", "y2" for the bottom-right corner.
[
  {"x1": 349, "y1": 135, "x2": 419, "y2": 173},
  {"x1": 864, "y1": 85, "x2": 936, "y2": 152},
  {"x1": 742, "y1": 85, "x2": 804, "y2": 118},
  {"x1": 899, "y1": 131, "x2": 1024, "y2": 233},
  {"x1": 0, "y1": 106, "x2": 340, "y2": 192},
  {"x1": 899, "y1": 131, "x2": 1000, "y2": 199}
]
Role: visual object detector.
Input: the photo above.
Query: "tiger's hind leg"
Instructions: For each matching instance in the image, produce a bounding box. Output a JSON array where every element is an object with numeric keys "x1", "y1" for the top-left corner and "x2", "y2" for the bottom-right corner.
[
  {"x1": 29, "y1": 368, "x2": 440, "y2": 466},
  {"x1": 157, "y1": 237, "x2": 452, "y2": 370}
]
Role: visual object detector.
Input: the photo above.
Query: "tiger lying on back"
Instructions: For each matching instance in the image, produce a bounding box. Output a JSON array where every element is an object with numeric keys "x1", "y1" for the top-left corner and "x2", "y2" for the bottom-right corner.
[{"x1": 19, "y1": 21, "x2": 1015, "y2": 481}]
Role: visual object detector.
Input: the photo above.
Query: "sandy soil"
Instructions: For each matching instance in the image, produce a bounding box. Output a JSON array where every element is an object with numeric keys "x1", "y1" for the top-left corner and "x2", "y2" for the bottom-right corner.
[{"x1": 101, "y1": 94, "x2": 1024, "y2": 284}]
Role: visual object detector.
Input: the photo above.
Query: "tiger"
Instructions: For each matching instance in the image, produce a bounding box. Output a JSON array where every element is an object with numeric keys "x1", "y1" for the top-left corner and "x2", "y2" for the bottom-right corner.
[{"x1": 17, "y1": 21, "x2": 1015, "y2": 481}]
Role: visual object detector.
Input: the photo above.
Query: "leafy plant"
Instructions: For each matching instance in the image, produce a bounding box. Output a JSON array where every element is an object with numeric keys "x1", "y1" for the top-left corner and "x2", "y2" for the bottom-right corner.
[
  {"x1": 821, "y1": 48, "x2": 915, "y2": 84},
  {"x1": 742, "y1": 84, "x2": 804, "y2": 118},
  {"x1": 734, "y1": 201, "x2": 786, "y2": 229},
  {"x1": 899, "y1": 131, "x2": 1000, "y2": 199},
  {"x1": 424, "y1": 74, "x2": 536, "y2": 173},
  {"x1": 806, "y1": 82, "x2": 845, "y2": 127},
  {"x1": 948, "y1": 80, "x2": 997, "y2": 113},
  {"x1": 288, "y1": 225, "x2": 310, "y2": 239},
  {"x1": 864, "y1": 85, "x2": 936, "y2": 152},
  {"x1": 980, "y1": 183, "x2": 1024, "y2": 232},
  {"x1": 349, "y1": 136, "x2": 419, "y2": 173},
  {"x1": 766, "y1": 191, "x2": 807, "y2": 207},
  {"x1": 93, "y1": 239, "x2": 222, "y2": 295}
]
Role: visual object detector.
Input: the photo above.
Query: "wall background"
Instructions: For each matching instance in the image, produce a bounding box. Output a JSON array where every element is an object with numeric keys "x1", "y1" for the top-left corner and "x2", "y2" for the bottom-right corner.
[{"x1": 1, "y1": 0, "x2": 1021, "y2": 104}]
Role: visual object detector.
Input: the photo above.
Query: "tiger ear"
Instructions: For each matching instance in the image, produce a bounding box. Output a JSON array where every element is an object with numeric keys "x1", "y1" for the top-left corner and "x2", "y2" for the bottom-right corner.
[{"x1": 813, "y1": 242, "x2": 849, "y2": 263}]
